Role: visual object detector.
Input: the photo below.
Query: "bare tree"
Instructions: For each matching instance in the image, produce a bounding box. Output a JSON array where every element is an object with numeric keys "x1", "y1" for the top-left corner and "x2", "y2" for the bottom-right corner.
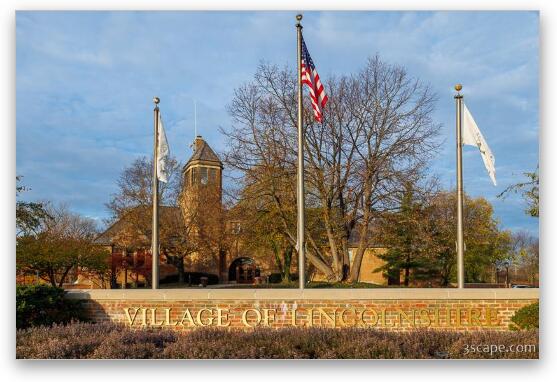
[
  {"x1": 510, "y1": 231, "x2": 539, "y2": 285},
  {"x1": 106, "y1": 156, "x2": 181, "y2": 222},
  {"x1": 222, "y1": 56, "x2": 440, "y2": 282},
  {"x1": 106, "y1": 156, "x2": 199, "y2": 284},
  {"x1": 498, "y1": 166, "x2": 539, "y2": 218},
  {"x1": 230, "y1": 168, "x2": 297, "y2": 282}
]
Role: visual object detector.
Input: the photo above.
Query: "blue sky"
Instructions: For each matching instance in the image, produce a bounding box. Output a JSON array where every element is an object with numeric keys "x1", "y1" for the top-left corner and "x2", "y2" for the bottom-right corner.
[{"x1": 16, "y1": 11, "x2": 539, "y2": 235}]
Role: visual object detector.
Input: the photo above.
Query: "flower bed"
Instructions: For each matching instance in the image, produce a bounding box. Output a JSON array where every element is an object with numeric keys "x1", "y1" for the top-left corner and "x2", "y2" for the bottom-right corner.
[{"x1": 16, "y1": 322, "x2": 539, "y2": 359}]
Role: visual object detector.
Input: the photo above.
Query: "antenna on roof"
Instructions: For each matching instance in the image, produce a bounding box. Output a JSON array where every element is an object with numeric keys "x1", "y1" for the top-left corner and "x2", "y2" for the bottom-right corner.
[
  {"x1": 189, "y1": 100, "x2": 199, "y2": 152},
  {"x1": 194, "y1": 99, "x2": 197, "y2": 138}
]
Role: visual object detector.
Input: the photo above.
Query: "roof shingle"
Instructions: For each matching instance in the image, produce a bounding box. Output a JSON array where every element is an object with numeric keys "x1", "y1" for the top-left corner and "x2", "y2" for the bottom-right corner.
[{"x1": 185, "y1": 136, "x2": 222, "y2": 167}]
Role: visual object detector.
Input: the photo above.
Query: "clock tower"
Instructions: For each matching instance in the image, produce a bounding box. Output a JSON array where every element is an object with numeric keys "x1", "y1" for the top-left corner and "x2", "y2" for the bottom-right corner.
[
  {"x1": 181, "y1": 135, "x2": 223, "y2": 198},
  {"x1": 179, "y1": 136, "x2": 226, "y2": 279}
]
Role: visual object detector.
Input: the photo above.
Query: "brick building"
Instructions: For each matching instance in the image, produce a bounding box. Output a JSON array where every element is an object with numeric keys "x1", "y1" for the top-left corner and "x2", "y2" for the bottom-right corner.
[{"x1": 87, "y1": 136, "x2": 388, "y2": 287}]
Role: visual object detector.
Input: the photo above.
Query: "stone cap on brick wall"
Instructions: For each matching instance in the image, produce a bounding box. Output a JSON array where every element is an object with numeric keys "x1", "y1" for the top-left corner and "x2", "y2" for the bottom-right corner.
[{"x1": 65, "y1": 288, "x2": 540, "y2": 301}]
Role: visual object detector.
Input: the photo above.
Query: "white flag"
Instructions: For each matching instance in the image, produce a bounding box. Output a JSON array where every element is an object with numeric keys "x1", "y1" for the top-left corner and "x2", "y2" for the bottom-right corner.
[
  {"x1": 462, "y1": 103, "x2": 496, "y2": 186},
  {"x1": 157, "y1": 112, "x2": 170, "y2": 183}
]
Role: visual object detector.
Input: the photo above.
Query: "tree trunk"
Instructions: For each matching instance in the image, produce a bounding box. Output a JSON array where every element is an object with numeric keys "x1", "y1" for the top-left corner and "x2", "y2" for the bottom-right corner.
[
  {"x1": 305, "y1": 233, "x2": 339, "y2": 281},
  {"x1": 283, "y1": 246, "x2": 293, "y2": 282},
  {"x1": 349, "y1": 184, "x2": 372, "y2": 283},
  {"x1": 177, "y1": 259, "x2": 185, "y2": 284},
  {"x1": 57, "y1": 266, "x2": 73, "y2": 288},
  {"x1": 349, "y1": 244, "x2": 366, "y2": 283},
  {"x1": 306, "y1": 250, "x2": 336, "y2": 281},
  {"x1": 271, "y1": 243, "x2": 284, "y2": 279},
  {"x1": 48, "y1": 271, "x2": 57, "y2": 287},
  {"x1": 342, "y1": 249, "x2": 350, "y2": 281},
  {"x1": 349, "y1": 212, "x2": 371, "y2": 283},
  {"x1": 322, "y1": 209, "x2": 342, "y2": 278}
]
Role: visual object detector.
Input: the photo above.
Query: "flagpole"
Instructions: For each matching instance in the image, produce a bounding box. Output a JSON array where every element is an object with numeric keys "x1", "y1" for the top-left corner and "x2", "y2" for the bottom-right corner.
[
  {"x1": 454, "y1": 84, "x2": 465, "y2": 289},
  {"x1": 152, "y1": 96, "x2": 160, "y2": 290},
  {"x1": 296, "y1": 14, "x2": 305, "y2": 290}
]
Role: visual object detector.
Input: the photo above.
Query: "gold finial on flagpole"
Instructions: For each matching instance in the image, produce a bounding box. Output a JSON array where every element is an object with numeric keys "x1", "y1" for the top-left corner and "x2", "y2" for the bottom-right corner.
[
  {"x1": 153, "y1": 96, "x2": 160, "y2": 105},
  {"x1": 454, "y1": 84, "x2": 463, "y2": 100},
  {"x1": 296, "y1": 14, "x2": 303, "y2": 26}
]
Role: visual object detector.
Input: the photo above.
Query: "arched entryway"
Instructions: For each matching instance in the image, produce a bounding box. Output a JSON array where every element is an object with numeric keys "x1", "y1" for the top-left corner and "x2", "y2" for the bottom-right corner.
[{"x1": 228, "y1": 257, "x2": 259, "y2": 284}]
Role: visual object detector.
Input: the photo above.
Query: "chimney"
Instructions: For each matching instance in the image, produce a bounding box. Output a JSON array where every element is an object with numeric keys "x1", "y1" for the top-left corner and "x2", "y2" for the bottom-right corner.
[{"x1": 193, "y1": 135, "x2": 204, "y2": 152}]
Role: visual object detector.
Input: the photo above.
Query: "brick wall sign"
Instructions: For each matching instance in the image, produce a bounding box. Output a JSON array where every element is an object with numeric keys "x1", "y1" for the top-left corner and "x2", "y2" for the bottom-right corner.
[{"x1": 65, "y1": 289, "x2": 539, "y2": 332}]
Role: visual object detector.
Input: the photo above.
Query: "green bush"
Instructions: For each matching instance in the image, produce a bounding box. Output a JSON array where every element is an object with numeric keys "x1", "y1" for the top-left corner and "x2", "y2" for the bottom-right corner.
[
  {"x1": 509, "y1": 302, "x2": 539, "y2": 330},
  {"x1": 268, "y1": 273, "x2": 283, "y2": 284},
  {"x1": 308, "y1": 281, "x2": 380, "y2": 288},
  {"x1": 16, "y1": 284, "x2": 86, "y2": 329}
]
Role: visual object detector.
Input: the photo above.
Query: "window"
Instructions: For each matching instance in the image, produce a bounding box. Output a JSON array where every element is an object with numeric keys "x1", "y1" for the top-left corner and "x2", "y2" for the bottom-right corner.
[
  {"x1": 184, "y1": 170, "x2": 190, "y2": 188},
  {"x1": 209, "y1": 168, "x2": 217, "y2": 184},
  {"x1": 200, "y1": 167, "x2": 208, "y2": 185},
  {"x1": 191, "y1": 168, "x2": 197, "y2": 184}
]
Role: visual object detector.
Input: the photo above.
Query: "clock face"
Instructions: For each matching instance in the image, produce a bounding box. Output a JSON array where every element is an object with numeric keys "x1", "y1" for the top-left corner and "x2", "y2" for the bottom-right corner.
[{"x1": 201, "y1": 177, "x2": 208, "y2": 185}]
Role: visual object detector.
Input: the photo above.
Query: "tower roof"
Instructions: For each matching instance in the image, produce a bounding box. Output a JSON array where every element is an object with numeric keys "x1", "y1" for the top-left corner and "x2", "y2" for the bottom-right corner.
[{"x1": 185, "y1": 136, "x2": 222, "y2": 169}]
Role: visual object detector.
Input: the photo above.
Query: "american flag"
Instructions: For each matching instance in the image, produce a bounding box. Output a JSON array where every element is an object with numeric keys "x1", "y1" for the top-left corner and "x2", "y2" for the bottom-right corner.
[{"x1": 301, "y1": 35, "x2": 328, "y2": 123}]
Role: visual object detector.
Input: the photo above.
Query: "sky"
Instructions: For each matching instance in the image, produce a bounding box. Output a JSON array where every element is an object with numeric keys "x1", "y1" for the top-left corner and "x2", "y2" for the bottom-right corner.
[{"x1": 15, "y1": 11, "x2": 539, "y2": 235}]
